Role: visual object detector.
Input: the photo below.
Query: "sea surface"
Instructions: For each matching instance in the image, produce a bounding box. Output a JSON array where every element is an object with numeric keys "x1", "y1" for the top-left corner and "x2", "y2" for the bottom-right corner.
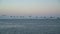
[{"x1": 0, "y1": 19, "x2": 60, "y2": 34}]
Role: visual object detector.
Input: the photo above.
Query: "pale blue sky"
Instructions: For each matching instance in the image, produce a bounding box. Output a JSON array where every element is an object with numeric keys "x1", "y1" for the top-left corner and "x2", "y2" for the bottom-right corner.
[{"x1": 0, "y1": 0, "x2": 60, "y2": 16}]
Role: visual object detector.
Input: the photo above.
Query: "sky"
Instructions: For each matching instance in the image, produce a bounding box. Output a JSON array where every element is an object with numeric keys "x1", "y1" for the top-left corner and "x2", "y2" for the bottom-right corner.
[{"x1": 0, "y1": 0, "x2": 60, "y2": 16}]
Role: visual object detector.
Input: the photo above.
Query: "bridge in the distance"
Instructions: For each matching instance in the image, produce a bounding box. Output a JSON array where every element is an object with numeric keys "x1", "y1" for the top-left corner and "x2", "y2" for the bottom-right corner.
[{"x1": 0, "y1": 15, "x2": 60, "y2": 19}]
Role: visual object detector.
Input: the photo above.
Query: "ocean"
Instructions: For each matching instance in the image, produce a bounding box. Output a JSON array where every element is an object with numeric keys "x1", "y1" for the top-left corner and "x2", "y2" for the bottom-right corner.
[{"x1": 0, "y1": 19, "x2": 60, "y2": 34}]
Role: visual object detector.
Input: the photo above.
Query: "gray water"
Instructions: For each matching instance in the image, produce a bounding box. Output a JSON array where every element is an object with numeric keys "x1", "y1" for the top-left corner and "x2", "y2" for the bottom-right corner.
[{"x1": 0, "y1": 19, "x2": 60, "y2": 34}]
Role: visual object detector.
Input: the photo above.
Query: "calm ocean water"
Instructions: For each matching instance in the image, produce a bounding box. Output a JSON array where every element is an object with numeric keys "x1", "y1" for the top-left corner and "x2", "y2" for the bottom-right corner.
[{"x1": 0, "y1": 19, "x2": 60, "y2": 34}]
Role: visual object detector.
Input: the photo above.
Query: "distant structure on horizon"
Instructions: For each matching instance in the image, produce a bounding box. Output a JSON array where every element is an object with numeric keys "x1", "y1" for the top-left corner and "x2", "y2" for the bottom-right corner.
[{"x1": 0, "y1": 15, "x2": 60, "y2": 19}]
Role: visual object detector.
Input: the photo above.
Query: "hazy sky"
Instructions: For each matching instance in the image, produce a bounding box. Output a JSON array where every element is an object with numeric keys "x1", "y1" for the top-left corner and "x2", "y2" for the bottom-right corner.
[{"x1": 0, "y1": 0, "x2": 60, "y2": 16}]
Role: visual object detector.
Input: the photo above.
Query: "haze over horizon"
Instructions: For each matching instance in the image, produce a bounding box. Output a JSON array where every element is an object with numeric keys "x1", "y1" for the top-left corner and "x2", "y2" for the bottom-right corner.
[{"x1": 0, "y1": 0, "x2": 60, "y2": 16}]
